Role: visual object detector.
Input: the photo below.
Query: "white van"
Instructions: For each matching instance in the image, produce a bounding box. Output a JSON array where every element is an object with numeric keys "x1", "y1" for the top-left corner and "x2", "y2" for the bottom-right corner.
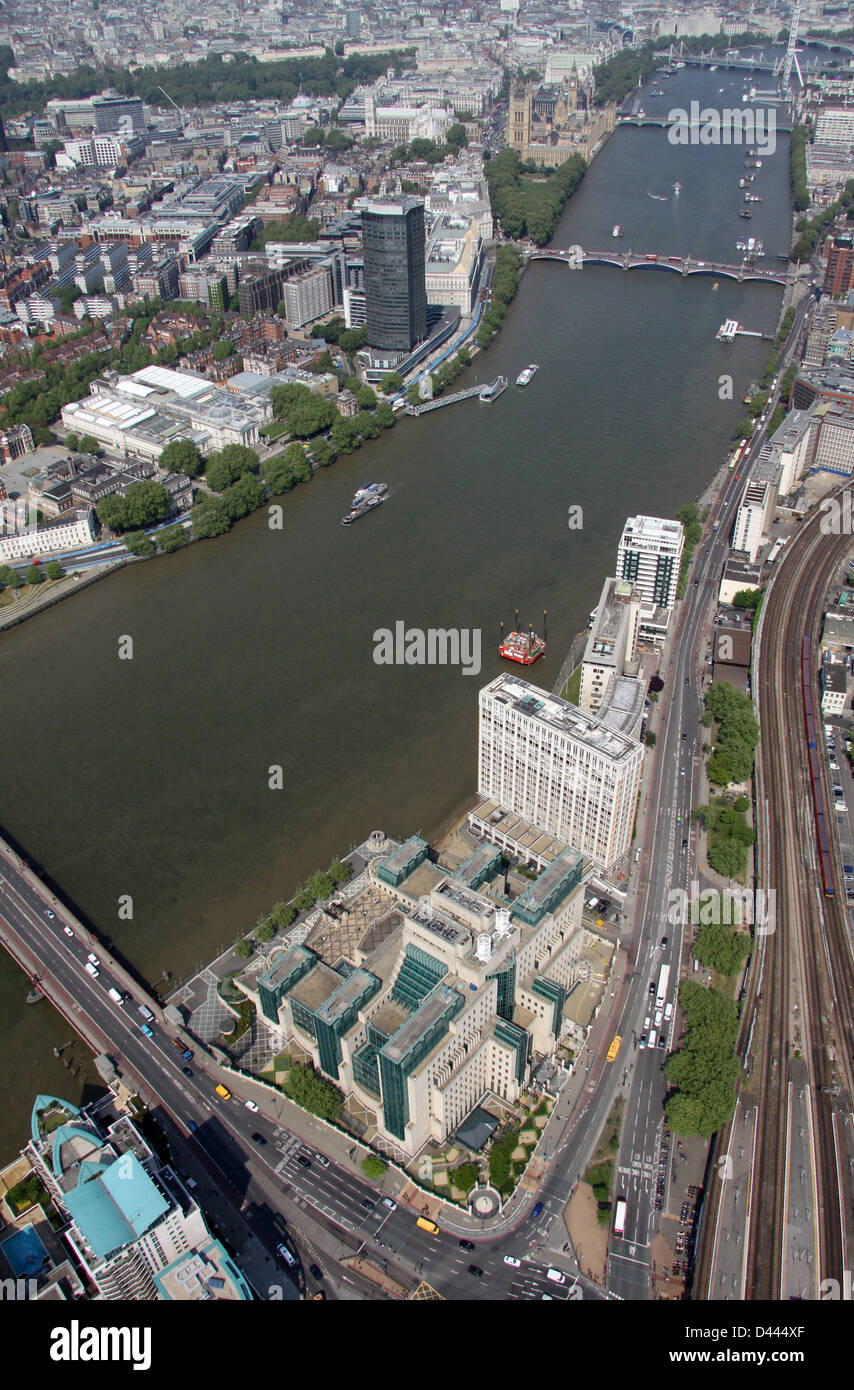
[
  {"x1": 107, "y1": 987, "x2": 124, "y2": 1005},
  {"x1": 635, "y1": 848, "x2": 641, "y2": 863},
  {"x1": 85, "y1": 962, "x2": 99, "y2": 978},
  {"x1": 654, "y1": 1009, "x2": 663, "y2": 1028},
  {"x1": 546, "y1": 1268, "x2": 565, "y2": 1284},
  {"x1": 138, "y1": 1004, "x2": 155, "y2": 1022},
  {"x1": 664, "y1": 1002, "x2": 673, "y2": 1022},
  {"x1": 648, "y1": 1029, "x2": 657, "y2": 1048}
]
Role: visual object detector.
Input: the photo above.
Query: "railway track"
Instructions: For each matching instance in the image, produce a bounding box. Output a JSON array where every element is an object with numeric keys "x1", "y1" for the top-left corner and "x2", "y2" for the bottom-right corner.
[{"x1": 697, "y1": 497, "x2": 854, "y2": 1299}]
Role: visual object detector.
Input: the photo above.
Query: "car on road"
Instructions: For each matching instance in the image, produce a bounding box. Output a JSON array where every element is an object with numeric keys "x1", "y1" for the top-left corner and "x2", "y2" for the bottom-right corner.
[
  {"x1": 546, "y1": 1268, "x2": 566, "y2": 1284},
  {"x1": 639, "y1": 1034, "x2": 647, "y2": 1049},
  {"x1": 84, "y1": 962, "x2": 99, "y2": 978},
  {"x1": 44, "y1": 908, "x2": 55, "y2": 919},
  {"x1": 459, "y1": 1239, "x2": 475, "y2": 1251},
  {"x1": 63, "y1": 925, "x2": 74, "y2": 937},
  {"x1": 187, "y1": 1119, "x2": 198, "y2": 1132},
  {"x1": 660, "y1": 936, "x2": 668, "y2": 948},
  {"x1": 504, "y1": 1255, "x2": 521, "y2": 1267},
  {"x1": 381, "y1": 1196, "x2": 396, "y2": 1209},
  {"x1": 316, "y1": 1154, "x2": 330, "y2": 1167},
  {"x1": 297, "y1": 1155, "x2": 312, "y2": 1170},
  {"x1": 680, "y1": 767, "x2": 685, "y2": 776},
  {"x1": 649, "y1": 980, "x2": 656, "y2": 995},
  {"x1": 182, "y1": 1067, "x2": 193, "y2": 1078},
  {"x1": 309, "y1": 1264, "x2": 323, "y2": 1281},
  {"x1": 682, "y1": 732, "x2": 687, "y2": 741},
  {"x1": 86, "y1": 953, "x2": 100, "y2": 967},
  {"x1": 468, "y1": 1264, "x2": 484, "y2": 1277},
  {"x1": 360, "y1": 1197, "x2": 375, "y2": 1212},
  {"x1": 244, "y1": 1100, "x2": 259, "y2": 1112},
  {"x1": 830, "y1": 760, "x2": 840, "y2": 770},
  {"x1": 531, "y1": 1201, "x2": 544, "y2": 1217},
  {"x1": 251, "y1": 1132, "x2": 267, "y2": 1147},
  {"x1": 140, "y1": 1023, "x2": 153, "y2": 1037},
  {"x1": 276, "y1": 1243, "x2": 297, "y2": 1269},
  {"x1": 682, "y1": 839, "x2": 688, "y2": 848}
]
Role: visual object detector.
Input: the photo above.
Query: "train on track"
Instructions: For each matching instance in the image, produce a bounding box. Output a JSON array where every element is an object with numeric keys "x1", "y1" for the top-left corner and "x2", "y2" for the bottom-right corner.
[{"x1": 803, "y1": 634, "x2": 836, "y2": 898}]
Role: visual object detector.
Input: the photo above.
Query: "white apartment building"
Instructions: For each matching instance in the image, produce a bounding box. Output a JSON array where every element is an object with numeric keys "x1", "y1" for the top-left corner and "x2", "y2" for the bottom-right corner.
[
  {"x1": 616, "y1": 514, "x2": 684, "y2": 610},
  {"x1": 0, "y1": 508, "x2": 96, "y2": 561},
  {"x1": 478, "y1": 674, "x2": 644, "y2": 873},
  {"x1": 283, "y1": 265, "x2": 332, "y2": 328}
]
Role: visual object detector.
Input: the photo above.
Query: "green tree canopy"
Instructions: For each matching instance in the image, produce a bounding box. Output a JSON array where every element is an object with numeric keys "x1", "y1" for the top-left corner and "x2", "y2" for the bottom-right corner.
[
  {"x1": 191, "y1": 495, "x2": 232, "y2": 539},
  {"x1": 159, "y1": 438, "x2": 204, "y2": 477},
  {"x1": 205, "y1": 444, "x2": 260, "y2": 491},
  {"x1": 270, "y1": 382, "x2": 337, "y2": 438}
]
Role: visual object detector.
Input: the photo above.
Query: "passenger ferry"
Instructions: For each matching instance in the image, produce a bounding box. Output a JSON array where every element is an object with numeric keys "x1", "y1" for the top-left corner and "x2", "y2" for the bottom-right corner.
[{"x1": 516, "y1": 364, "x2": 539, "y2": 387}]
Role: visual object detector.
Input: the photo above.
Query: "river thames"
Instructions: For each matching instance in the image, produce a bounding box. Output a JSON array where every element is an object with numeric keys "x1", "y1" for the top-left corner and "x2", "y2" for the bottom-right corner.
[{"x1": 0, "y1": 62, "x2": 793, "y2": 1154}]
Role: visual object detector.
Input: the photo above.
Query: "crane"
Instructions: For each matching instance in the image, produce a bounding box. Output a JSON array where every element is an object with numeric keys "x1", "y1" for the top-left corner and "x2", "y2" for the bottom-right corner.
[{"x1": 157, "y1": 85, "x2": 185, "y2": 136}]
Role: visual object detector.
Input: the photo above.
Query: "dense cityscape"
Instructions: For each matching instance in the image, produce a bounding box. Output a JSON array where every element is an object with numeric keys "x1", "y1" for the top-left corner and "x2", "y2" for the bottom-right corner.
[{"x1": 0, "y1": 0, "x2": 852, "y2": 1360}]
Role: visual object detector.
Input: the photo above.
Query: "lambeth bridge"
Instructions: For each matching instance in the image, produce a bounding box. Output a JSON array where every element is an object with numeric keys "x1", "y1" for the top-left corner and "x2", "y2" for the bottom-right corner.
[{"x1": 526, "y1": 246, "x2": 793, "y2": 286}]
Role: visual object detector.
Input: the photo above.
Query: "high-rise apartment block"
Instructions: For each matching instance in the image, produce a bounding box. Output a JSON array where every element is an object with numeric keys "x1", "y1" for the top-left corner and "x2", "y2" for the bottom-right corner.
[
  {"x1": 616, "y1": 514, "x2": 684, "y2": 611},
  {"x1": 477, "y1": 674, "x2": 644, "y2": 872}
]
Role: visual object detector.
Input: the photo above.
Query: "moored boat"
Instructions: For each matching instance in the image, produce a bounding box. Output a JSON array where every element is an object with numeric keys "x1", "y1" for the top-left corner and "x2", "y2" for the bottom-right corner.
[
  {"x1": 479, "y1": 376, "x2": 507, "y2": 403},
  {"x1": 516, "y1": 364, "x2": 539, "y2": 387},
  {"x1": 499, "y1": 629, "x2": 546, "y2": 665}
]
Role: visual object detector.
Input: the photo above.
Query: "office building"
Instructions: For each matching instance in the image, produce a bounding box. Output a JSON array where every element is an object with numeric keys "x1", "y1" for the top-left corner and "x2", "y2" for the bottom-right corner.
[
  {"x1": 92, "y1": 95, "x2": 145, "y2": 135},
  {"x1": 814, "y1": 107, "x2": 854, "y2": 147},
  {"x1": 361, "y1": 196, "x2": 427, "y2": 352},
  {"x1": 237, "y1": 264, "x2": 286, "y2": 317},
  {"x1": 824, "y1": 233, "x2": 854, "y2": 297},
  {"x1": 24, "y1": 1093, "x2": 251, "y2": 1300},
  {"x1": 616, "y1": 515, "x2": 684, "y2": 611},
  {"x1": 477, "y1": 673, "x2": 644, "y2": 873}
]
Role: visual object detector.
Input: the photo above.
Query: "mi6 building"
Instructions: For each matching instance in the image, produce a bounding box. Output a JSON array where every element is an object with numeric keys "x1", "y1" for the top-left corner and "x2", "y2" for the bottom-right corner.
[{"x1": 235, "y1": 834, "x2": 595, "y2": 1160}]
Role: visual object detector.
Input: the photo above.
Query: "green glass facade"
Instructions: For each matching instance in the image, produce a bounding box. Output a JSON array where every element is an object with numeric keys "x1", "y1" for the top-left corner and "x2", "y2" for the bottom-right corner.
[
  {"x1": 378, "y1": 985, "x2": 464, "y2": 1141},
  {"x1": 376, "y1": 833, "x2": 428, "y2": 888},
  {"x1": 532, "y1": 975, "x2": 565, "y2": 1036},
  {"x1": 391, "y1": 943, "x2": 446, "y2": 1011},
  {"x1": 313, "y1": 970, "x2": 381, "y2": 1079},
  {"x1": 257, "y1": 945, "x2": 315, "y2": 1024},
  {"x1": 352, "y1": 1040, "x2": 381, "y2": 1097},
  {"x1": 494, "y1": 1019, "x2": 529, "y2": 1085},
  {"x1": 513, "y1": 850, "x2": 583, "y2": 926},
  {"x1": 488, "y1": 951, "x2": 516, "y2": 1022}
]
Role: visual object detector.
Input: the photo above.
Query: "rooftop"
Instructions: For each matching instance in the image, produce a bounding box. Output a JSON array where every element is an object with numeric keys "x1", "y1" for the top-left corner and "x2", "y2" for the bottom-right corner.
[{"x1": 481, "y1": 673, "x2": 643, "y2": 763}]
